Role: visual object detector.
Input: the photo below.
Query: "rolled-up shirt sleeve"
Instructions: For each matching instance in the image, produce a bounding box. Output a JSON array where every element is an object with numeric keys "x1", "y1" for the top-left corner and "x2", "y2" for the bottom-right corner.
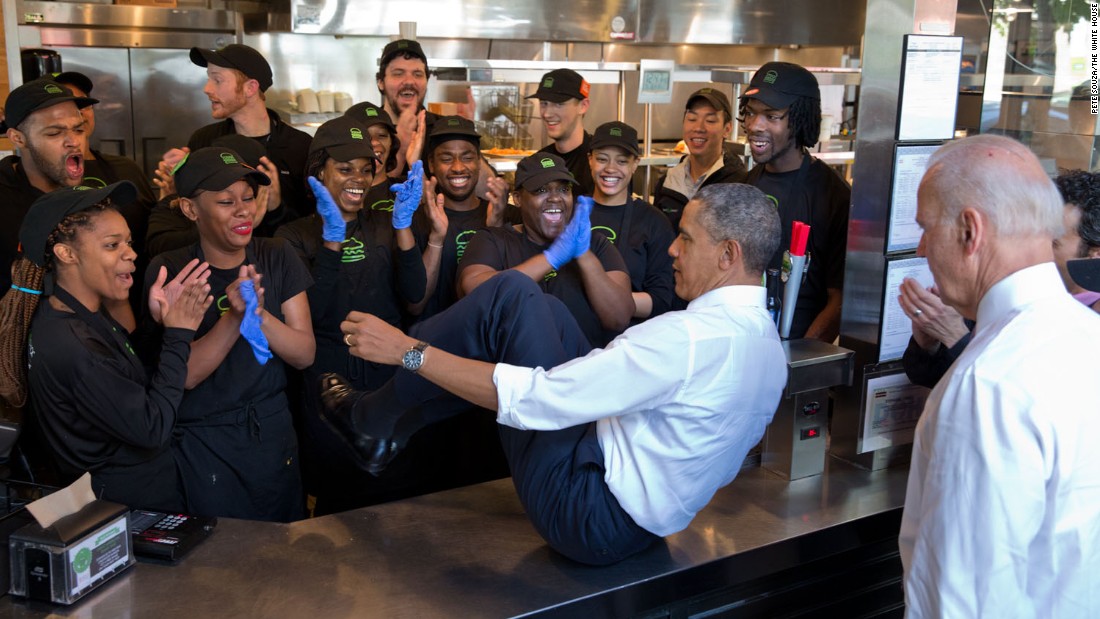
[{"x1": 492, "y1": 319, "x2": 689, "y2": 430}]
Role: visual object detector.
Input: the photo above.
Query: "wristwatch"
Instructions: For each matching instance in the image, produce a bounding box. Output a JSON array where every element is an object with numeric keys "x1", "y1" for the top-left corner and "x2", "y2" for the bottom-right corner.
[{"x1": 402, "y1": 340, "x2": 430, "y2": 372}]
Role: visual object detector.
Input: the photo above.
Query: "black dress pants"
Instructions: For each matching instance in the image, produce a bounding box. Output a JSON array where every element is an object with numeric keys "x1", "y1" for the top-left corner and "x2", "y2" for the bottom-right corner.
[{"x1": 393, "y1": 271, "x2": 659, "y2": 565}]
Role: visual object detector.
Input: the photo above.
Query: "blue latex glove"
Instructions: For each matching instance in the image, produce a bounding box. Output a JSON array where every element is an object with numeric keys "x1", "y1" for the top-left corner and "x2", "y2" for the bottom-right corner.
[
  {"x1": 543, "y1": 195, "x2": 594, "y2": 270},
  {"x1": 238, "y1": 279, "x2": 271, "y2": 365},
  {"x1": 390, "y1": 160, "x2": 424, "y2": 230},
  {"x1": 308, "y1": 176, "x2": 346, "y2": 243}
]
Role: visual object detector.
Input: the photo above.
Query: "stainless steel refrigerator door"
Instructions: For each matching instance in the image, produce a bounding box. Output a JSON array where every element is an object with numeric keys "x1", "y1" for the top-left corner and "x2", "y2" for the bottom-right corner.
[
  {"x1": 50, "y1": 47, "x2": 133, "y2": 158},
  {"x1": 130, "y1": 48, "x2": 217, "y2": 176}
]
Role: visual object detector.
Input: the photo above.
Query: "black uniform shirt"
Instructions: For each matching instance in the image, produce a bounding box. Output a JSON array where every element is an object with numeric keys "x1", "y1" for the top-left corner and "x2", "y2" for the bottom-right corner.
[
  {"x1": 460, "y1": 225, "x2": 628, "y2": 347},
  {"x1": 748, "y1": 155, "x2": 850, "y2": 339},
  {"x1": 366, "y1": 178, "x2": 398, "y2": 214},
  {"x1": 590, "y1": 197, "x2": 676, "y2": 320},
  {"x1": 188, "y1": 109, "x2": 313, "y2": 234},
  {"x1": 538, "y1": 132, "x2": 595, "y2": 197},
  {"x1": 0, "y1": 155, "x2": 45, "y2": 293},
  {"x1": 27, "y1": 290, "x2": 194, "y2": 511},
  {"x1": 145, "y1": 198, "x2": 198, "y2": 259},
  {"x1": 144, "y1": 237, "x2": 312, "y2": 418},
  {"x1": 276, "y1": 210, "x2": 424, "y2": 385},
  {"x1": 413, "y1": 200, "x2": 491, "y2": 320}
]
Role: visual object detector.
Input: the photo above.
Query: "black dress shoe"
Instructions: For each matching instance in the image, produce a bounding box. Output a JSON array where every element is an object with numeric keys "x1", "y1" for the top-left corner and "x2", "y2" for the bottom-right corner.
[{"x1": 318, "y1": 373, "x2": 401, "y2": 476}]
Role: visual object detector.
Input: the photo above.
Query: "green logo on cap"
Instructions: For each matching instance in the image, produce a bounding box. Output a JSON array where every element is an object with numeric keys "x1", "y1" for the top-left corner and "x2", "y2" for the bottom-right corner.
[
  {"x1": 365, "y1": 108, "x2": 379, "y2": 117},
  {"x1": 609, "y1": 127, "x2": 622, "y2": 137},
  {"x1": 398, "y1": 41, "x2": 409, "y2": 49},
  {"x1": 350, "y1": 127, "x2": 364, "y2": 140},
  {"x1": 447, "y1": 118, "x2": 460, "y2": 126},
  {"x1": 543, "y1": 77, "x2": 554, "y2": 88},
  {"x1": 44, "y1": 84, "x2": 63, "y2": 94},
  {"x1": 220, "y1": 152, "x2": 240, "y2": 165},
  {"x1": 540, "y1": 158, "x2": 555, "y2": 168},
  {"x1": 764, "y1": 70, "x2": 778, "y2": 84}
]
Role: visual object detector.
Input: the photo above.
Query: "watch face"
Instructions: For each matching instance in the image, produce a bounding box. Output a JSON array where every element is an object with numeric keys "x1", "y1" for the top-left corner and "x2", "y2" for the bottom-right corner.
[{"x1": 402, "y1": 348, "x2": 424, "y2": 371}]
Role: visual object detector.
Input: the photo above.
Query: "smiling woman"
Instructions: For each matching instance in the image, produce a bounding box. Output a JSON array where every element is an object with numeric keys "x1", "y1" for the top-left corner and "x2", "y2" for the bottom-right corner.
[
  {"x1": 0, "y1": 182, "x2": 212, "y2": 512},
  {"x1": 144, "y1": 147, "x2": 316, "y2": 522},
  {"x1": 274, "y1": 113, "x2": 431, "y2": 514},
  {"x1": 587, "y1": 121, "x2": 676, "y2": 322}
]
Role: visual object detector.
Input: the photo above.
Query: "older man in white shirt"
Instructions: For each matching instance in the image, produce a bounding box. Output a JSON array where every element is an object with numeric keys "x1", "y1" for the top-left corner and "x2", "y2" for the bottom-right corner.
[
  {"x1": 322, "y1": 183, "x2": 788, "y2": 565},
  {"x1": 900, "y1": 134, "x2": 1100, "y2": 617}
]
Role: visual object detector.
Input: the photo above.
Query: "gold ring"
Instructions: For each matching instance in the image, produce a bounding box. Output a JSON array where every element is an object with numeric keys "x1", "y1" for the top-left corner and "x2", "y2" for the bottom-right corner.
[{"x1": 343, "y1": 333, "x2": 353, "y2": 347}]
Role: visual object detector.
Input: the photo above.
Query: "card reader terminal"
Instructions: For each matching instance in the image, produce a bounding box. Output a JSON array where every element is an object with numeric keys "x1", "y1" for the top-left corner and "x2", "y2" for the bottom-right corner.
[{"x1": 129, "y1": 510, "x2": 216, "y2": 562}]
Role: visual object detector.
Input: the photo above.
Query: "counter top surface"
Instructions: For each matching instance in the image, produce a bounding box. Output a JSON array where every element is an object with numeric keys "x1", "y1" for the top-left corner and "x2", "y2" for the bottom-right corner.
[{"x1": 3, "y1": 457, "x2": 908, "y2": 618}]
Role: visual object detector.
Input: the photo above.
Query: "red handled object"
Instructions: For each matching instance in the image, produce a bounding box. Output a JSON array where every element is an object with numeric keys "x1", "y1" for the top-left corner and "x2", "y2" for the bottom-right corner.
[{"x1": 790, "y1": 221, "x2": 810, "y2": 257}]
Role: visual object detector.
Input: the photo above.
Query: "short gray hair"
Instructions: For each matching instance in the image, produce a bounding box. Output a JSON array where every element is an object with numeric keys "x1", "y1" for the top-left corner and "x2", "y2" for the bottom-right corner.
[
  {"x1": 692, "y1": 183, "x2": 780, "y2": 275},
  {"x1": 922, "y1": 134, "x2": 1063, "y2": 237}
]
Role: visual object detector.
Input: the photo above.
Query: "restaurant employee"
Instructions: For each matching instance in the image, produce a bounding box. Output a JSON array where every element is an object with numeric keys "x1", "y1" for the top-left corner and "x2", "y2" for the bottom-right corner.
[{"x1": 0, "y1": 182, "x2": 212, "y2": 511}]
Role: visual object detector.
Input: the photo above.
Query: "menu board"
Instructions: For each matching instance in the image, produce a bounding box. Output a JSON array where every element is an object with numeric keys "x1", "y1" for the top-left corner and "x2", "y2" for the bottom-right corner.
[
  {"x1": 896, "y1": 35, "x2": 963, "y2": 141},
  {"x1": 878, "y1": 256, "x2": 935, "y2": 362},
  {"x1": 887, "y1": 142, "x2": 942, "y2": 253}
]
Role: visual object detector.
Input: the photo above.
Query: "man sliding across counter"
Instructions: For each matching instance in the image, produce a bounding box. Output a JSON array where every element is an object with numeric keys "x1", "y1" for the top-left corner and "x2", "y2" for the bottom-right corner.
[{"x1": 321, "y1": 183, "x2": 788, "y2": 565}]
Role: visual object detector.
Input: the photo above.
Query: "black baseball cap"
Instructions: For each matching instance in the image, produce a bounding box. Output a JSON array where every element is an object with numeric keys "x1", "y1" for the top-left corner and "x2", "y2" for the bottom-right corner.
[
  {"x1": 52, "y1": 71, "x2": 94, "y2": 97},
  {"x1": 590, "y1": 121, "x2": 640, "y2": 156},
  {"x1": 343, "y1": 101, "x2": 396, "y2": 130},
  {"x1": 173, "y1": 147, "x2": 270, "y2": 199},
  {"x1": 686, "y1": 88, "x2": 732, "y2": 121},
  {"x1": 2, "y1": 78, "x2": 97, "y2": 133},
  {"x1": 1068, "y1": 258, "x2": 1100, "y2": 293},
  {"x1": 309, "y1": 115, "x2": 380, "y2": 163},
  {"x1": 19, "y1": 181, "x2": 137, "y2": 267},
  {"x1": 526, "y1": 69, "x2": 590, "y2": 103},
  {"x1": 742, "y1": 62, "x2": 821, "y2": 109},
  {"x1": 428, "y1": 115, "x2": 480, "y2": 152},
  {"x1": 380, "y1": 39, "x2": 428, "y2": 71},
  {"x1": 514, "y1": 153, "x2": 577, "y2": 192},
  {"x1": 190, "y1": 44, "x2": 273, "y2": 92},
  {"x1": 211, "y1": 134, "x2": 267, "y2": 168}
]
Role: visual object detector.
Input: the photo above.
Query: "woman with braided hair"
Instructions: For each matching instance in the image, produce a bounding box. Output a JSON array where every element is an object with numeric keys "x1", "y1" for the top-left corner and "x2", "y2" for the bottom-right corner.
[{"x1": 0, "y1": 181, "x2": 212, "y2": 511}]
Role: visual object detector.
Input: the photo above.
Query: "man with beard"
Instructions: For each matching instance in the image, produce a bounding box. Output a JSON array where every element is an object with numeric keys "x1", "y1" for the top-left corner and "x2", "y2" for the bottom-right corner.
[
  {"x1": 529, "y1": 69, "x2": 595, "y2": 197},
  {"x1": 741, "y1": 62, "x2": 850, "y2": 342},
  {"x1": 0, "y1": 78, "x2": 95, "y2": 295},
  {"x1": 52, "y1": 72, "x2": 158, "y2": 314},
  {"x1": 175, "y1": 44, "x2": 310, "y2": 235},
  {"x1": 414, "y1": 116, "x2": 509, "y2": 320},
  {"x1": 376, "y1": 39, "x2": 439, "y2": 175}
]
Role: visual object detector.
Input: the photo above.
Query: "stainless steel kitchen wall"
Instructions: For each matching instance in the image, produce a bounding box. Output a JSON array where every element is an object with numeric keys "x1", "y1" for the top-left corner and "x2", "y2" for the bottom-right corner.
[
  {"x1": 4, "y1": 0, "x2": 237, "y2": 174},
  {"x1": 286, "y1": 0, "x2": 639, "y2": 40},
  {"x1": 636, "y1": 0, "x2": 864, "y2": 46},
  {"x1": 276, "y1": 0, "x2": 864, "y2": 47}
]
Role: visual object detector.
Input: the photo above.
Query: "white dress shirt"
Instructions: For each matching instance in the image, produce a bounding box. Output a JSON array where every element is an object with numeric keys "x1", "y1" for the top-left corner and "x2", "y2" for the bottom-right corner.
[
  {"x1": 494, "y1": 285, "x2": 788, "y2": 536},
  {"x1": 900, "y1": 263, "x2": 1100, "y2": 618}
]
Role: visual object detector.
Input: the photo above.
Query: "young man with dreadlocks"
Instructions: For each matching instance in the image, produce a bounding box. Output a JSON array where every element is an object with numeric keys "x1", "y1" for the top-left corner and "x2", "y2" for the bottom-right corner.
[{"x1": 741, "y1": 62, "x2": 850, "y2": 342}]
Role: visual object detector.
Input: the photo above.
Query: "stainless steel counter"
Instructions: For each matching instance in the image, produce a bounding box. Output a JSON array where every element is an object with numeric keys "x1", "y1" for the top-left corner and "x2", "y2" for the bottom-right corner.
[{"x1": 3, "y1": 458, "x2": 908, "y2": 618}]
